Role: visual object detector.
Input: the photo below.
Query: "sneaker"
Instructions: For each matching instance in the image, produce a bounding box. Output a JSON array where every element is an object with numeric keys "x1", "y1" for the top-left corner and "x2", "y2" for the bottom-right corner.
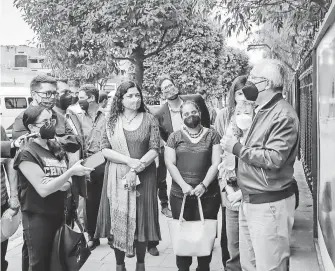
[
  {"x1": 88, "y1": 238, "x2": 100, "y2": 251},
  {"x1": 161, "y1": 207, "x2": 172, "y2": 218},
  {"x1": 148, "y1": 246, "x2": 159, "y2": 256}
]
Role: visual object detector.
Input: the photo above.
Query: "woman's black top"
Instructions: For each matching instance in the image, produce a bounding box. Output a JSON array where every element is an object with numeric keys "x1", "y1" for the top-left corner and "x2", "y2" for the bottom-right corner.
[{"x1": 14, "y1": 142, "x2": 67, "y2": 216}]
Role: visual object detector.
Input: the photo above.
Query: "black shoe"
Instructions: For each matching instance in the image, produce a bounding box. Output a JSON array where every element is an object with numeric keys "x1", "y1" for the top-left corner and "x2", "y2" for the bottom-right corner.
[
  {"x1": 88, "y1": 238, "x2": 100, "y2": 251},
  {"x1": 161, "y1": 207, "x2": 172, "y2": 218},
  {"x1": 108, "y1": 237, "x2": 114, "y2": 248},
  {"x1": 148, "y1": 246, "x2": 159, "y2": 256}
]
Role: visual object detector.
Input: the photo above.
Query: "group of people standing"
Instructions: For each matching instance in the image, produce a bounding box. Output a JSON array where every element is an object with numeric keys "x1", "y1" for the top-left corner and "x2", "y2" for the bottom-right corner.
[{"x1": 1, "y1": 58, "x2": 299, "y2": 271}]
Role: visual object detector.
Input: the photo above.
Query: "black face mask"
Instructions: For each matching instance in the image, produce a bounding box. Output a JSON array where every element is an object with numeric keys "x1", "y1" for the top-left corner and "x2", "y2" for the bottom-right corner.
[
  {"x1": 71, "y1": 96, "x2": 79, "y2": 105},
  {"x1": 56, "y1": 94, "x2": 72, "y2": 110},
  {"x1": 40, "y1": 123, "x2": 56, "y2": 139},
  {"x1": 184, "y1": 115, "x2": 201, "y2": 128},
  {"x1": 242, "y1": 80, "x2": 268, "y2": 101},
  {"x1": 78, "y1": 99, "x2": 89, "y2": 111}
]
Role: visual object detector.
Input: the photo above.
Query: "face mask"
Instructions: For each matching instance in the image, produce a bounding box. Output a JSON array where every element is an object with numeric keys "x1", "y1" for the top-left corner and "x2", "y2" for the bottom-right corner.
[
  {"x1": 184, "y1": 115, "x2": 201, "y2": 128},
  {"x1": 242, "y1": 80, "x2": 267, "y2": 101},
  {"x1": 40, "y1": 123, "x2": 56, "y2": 139},
  {"x1": 56, "y1": 94, "x2": 72, "y2": 110},
  {"x1": 163, "y1": 86, "x2": 179, "y2": 100},
  {"x1": 236, "y1": 114, "x2": 253, "y2": 130},
  {"x1": 71, "y1": 96, "x2": 79, "y2": 105},
  {"x1": 78, "y1": 99, "x2": 89, "y2": 111},
  {"x1": 123, "y1": 99, "x2": 141, "y2": 110},
  {"x1": 39, "y1": 99, "x2": 56, "y2": 110}
]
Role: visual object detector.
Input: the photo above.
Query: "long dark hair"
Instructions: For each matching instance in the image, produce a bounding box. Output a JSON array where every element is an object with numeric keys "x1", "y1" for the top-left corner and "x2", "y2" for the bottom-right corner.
[
  {"x1": 226, "y1": 75, "x2": 248, "y2": 123},
  {"x1": 107, "y1": 81, "x2": 147, "y2": 134},
  {"x1": 23, "y1": 105, "x2": 66, "y2": 161}
]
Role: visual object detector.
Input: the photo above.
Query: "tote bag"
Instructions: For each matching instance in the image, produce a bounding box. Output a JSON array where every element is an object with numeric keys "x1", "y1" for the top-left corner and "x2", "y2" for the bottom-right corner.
[
  {"x1": 50, "y1": 192, "x2": 91, "y2": 271},
  {"x1": 168, "y1": 195, "x2": 217, "y2": 256}
]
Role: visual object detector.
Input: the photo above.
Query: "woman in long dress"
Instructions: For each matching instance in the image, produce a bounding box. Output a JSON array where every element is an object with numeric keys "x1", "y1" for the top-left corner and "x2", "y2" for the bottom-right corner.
[{"x1": 95, "y1": 81, "x2": 161, "y2": 271}]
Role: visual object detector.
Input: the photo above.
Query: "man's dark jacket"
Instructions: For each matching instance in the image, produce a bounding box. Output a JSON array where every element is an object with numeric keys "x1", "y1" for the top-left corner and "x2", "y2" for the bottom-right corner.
[{"x1": 155, "y1": 94, "x2": 210, "y2": 142}]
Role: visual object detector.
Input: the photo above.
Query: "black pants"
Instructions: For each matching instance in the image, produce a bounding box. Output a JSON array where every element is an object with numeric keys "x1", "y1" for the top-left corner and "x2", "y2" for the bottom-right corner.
[
  {"x1": 157, "y1": 148, "x2": 169, "y2": 208},
  {"x1": 147, "y1": 148, "x2": 168, "y2": 250},
  {"x1": 1, "y1": 203, "x2": 9, "y2": 271},
  {"x1": 114, "y1": 241, "x2": 147, "y2": 265},
  {"x1": 85, "y1": 173, "x2": 104, "y2": 238},
  {"x1": 22, "y1": 211, "x2": 63, "y2": 271},
  {"x1": 170, "y1": 193, "x2": 221, "y2": 271},
  {"x1": 220, "y1": 207, "x2": 230, "y2": 267}
]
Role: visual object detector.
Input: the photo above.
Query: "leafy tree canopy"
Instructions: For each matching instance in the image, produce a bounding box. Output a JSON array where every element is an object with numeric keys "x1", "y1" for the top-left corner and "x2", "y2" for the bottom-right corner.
[
  {"x1": 214, "y1": 0, "x2": 332, "y2": 62},
  {"x1": 14, "y1": 0, "x2": 203, "y2": 85},
  {"x1": 143, "y1": 20, "x2": 250, "y2": 100}
]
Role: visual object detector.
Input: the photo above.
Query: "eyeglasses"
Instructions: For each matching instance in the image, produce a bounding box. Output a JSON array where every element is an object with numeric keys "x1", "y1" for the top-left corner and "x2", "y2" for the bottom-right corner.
[
  {"x1": 34, "y1": 91, "x2": 59, "y2": 98},
  {"x1": 161, "y1": 84, "x2": 175, "y2": 92},
  {"x1": 254, "y1": 79, "x2": 268, "y2": 85},
  {"x1": 34, "y1": 119, "x2": 56, "y2": 127}
]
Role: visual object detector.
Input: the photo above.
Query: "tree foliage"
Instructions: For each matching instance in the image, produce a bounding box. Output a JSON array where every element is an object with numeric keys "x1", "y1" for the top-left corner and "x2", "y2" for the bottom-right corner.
[
  {"x1": 215, "y1": 0, "x2": 332, "y2": 61},
  {"x1": 143, "y1": 20, "x2": 250, "y2": 100},
  {"x1": 14, "y1": 0, "x2": 203, "y2": 85}
]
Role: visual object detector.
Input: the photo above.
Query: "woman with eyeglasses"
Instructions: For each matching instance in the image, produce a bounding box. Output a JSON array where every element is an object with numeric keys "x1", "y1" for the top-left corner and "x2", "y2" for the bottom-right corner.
[
  {"x1": 95, "y1": 81, "x2": 161, "y2": 271},
  {"x1": 165, "y1": 100, "x2": 222, "y2": 271},
  {"x1": 13, "y1": 105, "x2": 93, "y2": 271}
]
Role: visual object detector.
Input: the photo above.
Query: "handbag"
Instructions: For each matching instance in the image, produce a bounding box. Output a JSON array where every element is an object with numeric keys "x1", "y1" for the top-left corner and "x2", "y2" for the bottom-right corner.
[
  {"x1": 168, "y1": 194, "x2": 217, "y2": 257},
  {"x1": 50, "y1": 189, "x2": 91, "y2": 271}
]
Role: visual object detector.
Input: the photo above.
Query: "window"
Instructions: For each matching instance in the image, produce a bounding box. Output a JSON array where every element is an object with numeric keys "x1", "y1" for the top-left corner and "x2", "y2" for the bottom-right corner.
[
  {"x1": 28, "y1": 59, "x2": 38, "y2": 64},
  {"x1": 15, "y1": 55, "x2": 28, "y2": 67},
  {"x1": 5, "y1": 98, "x2": 28, "y2": 109}
]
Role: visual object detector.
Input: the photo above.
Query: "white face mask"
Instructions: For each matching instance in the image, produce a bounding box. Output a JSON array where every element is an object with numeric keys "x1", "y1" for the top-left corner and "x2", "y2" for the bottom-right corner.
[{"x1": 236, "y1": 114, "x2": 253, "y2": 130}]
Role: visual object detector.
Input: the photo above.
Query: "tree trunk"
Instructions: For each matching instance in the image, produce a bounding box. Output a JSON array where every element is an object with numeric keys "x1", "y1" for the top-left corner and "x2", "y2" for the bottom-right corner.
[{"x1": 131, "y1": 46, "x2": 145, "y2": 88}]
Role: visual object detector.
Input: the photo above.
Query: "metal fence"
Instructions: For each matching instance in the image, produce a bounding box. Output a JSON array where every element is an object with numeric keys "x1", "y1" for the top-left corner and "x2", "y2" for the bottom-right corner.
[{"x1": 297, "y1": 54, "x2": 315, "y2": 192}]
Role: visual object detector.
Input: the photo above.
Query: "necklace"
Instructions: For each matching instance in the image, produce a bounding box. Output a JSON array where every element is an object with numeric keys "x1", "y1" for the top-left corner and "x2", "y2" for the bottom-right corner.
[
  {"x1": 123, "y1": 112, "x2": 138, "y2": 124},
  {"x1": 183, "y1": 125, "x2": 204, "y2": 138}
]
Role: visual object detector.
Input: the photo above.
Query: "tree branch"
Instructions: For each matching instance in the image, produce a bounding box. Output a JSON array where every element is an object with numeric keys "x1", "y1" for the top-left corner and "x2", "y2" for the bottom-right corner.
[
  {"x1": 144, "y1": 27, "x2": 183, "y2": 59},
  {"x1": 110, "y1": 53, "x2": 136, "y2": 64}
]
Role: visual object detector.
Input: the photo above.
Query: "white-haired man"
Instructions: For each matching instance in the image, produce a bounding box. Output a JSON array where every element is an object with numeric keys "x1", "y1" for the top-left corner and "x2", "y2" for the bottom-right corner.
[{"x1": 221, "y1": 59, "x2": 299, "y2": 271}]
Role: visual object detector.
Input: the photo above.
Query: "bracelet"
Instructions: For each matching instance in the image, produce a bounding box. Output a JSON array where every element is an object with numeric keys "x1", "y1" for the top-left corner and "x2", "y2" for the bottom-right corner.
[
  {"x1": 200, "y1": 182, "x2": 208, "y2": 192},
  {"x1": 66, "y1": 180, "x2": 72, "y2": 186}
]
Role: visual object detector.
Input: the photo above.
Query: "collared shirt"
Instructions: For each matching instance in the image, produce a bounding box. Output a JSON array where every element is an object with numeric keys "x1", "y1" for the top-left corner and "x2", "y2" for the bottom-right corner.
[
  {"x1": 85, "y1": 108, "x2": 106, "y2": 156},
  {"x1": 77, "y1": 104, "x2": 100, "y2": 141},
  {"x1": 67, "y1": 103, "x2": 82, "y2": 115},
  {"x1": 1, "y1": 126, "x2": 9, "y2": 206},
  {"x1": 168, "y1": 102, "x2": 184, "y2": 132},
  {"x1": 53, "y1": 107, "x2": 79, "y2": 136},
  {"x1": 255, "y1": 93, "x2": 279, "y2": 114}
]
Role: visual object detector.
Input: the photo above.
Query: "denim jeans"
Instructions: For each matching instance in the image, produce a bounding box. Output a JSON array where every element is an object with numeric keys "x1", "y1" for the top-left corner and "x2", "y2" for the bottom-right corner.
[
  {"x1": 86, "y1": 174, "x2": 104, "y2": 238},
  {"x1": 22, "y1": 211, "x2": 63, "y2": 271},
  {"x1": 225, "y1": 208, "x2": 241, "y2": 271},
  {"x1": 170, "y1": 193, "x2": 220, "y2": 271},
  {"x1": 1, "y1": 203, "x2": 9, "y2": 271}
]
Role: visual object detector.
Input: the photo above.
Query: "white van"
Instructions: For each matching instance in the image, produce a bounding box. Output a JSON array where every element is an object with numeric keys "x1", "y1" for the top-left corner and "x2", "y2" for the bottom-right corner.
[{"x1": 0, "y1": 87, "x2": 32, "y2": 136}]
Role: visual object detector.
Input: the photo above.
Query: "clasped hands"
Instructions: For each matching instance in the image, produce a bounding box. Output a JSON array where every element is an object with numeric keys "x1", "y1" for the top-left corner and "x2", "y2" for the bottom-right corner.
[
  {"x1": 182, "y1": 183, "x2": 206, "y2": 197},
  {"x1": 124, "y1": 158, "x2": 146, "y2": 189}
]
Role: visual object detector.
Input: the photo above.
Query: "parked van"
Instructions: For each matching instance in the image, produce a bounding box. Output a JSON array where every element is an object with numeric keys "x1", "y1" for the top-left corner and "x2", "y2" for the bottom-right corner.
[{"x1": 0, "y1": 87, "x2": 32, "y2": 136}]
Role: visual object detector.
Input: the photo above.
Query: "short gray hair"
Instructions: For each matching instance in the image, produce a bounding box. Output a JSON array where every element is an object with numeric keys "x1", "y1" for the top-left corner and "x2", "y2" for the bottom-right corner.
[{"x1": 252, "y1": 59, "x2": 285, "y2": 90}]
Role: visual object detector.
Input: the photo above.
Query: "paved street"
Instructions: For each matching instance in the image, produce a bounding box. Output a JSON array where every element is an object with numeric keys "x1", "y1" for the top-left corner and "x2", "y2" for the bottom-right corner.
[{"x1": 6, "y1": 161, "x2": 319, "y2": 271}]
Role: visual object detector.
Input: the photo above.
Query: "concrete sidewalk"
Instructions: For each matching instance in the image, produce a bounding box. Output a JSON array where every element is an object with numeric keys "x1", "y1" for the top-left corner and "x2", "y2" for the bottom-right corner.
[{"x1": 6, "y1": 160, "x2": 320, "y2": 271}]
